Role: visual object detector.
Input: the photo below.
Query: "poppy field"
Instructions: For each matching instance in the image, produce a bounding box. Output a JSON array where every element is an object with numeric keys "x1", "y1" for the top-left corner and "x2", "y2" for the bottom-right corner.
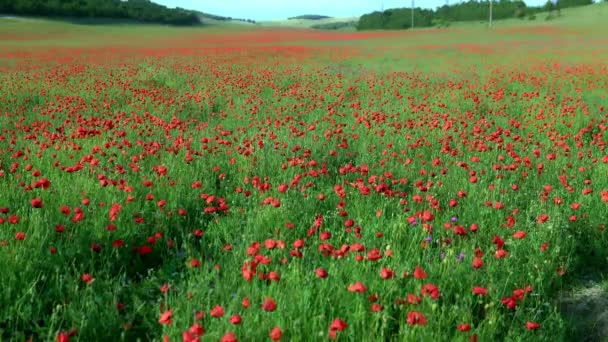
[{"x1": 1, "y1": 14, "x2": 607, "y2": 342}]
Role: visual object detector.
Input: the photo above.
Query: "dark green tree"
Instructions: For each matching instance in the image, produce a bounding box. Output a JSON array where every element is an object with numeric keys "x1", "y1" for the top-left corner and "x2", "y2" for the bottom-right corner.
[
  {"x1": 0, "y1": 0, "x2": 201, "y2": 26},
  {"x1": 357, "y1": 0, "x2": 594, "y2": 31}
]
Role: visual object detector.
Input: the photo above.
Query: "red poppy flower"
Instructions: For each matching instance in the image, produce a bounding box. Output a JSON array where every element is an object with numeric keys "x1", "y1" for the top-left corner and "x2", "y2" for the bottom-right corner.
[
  {"x1": 458, "y1": 324, "x2": 471, "y2": 332},
  {"x1": 472, "y1": 287, "x2": 488, "y2": 296},
  {"x1": 421, "y1": 211, "x2": 434, "y2": 222},
  {"x1": 421, "y1": 284, "x2": 440, "y2": 300},
  {"x1": 526, "y1": 322, "x2": 541, "y2": 331},
  {"x1": 220, "y1": 332, "x2": 237, "y2": 342},
  {"x1": 348, "y1": 282, "x2": 367, "y2": 293},
  {"x1": 501, "y1": 297, "x2": 517, "y2": 310},
  {"x1": 367, "y1": 249, "x2": 382, "y2": 261},
  {"x1": 262, "y1": 298, "x2": 277, "y2": 312},
  {"x1": 406, "y1": 311, "x2": 427, "y2": 326},
  {"x1": 269, "y1": 327, "x2": 282, "y2": 341},
  {"x1": 472, "y1": 257, "x2": 484, "y2": 269},
  {"x1": 316, "y1": 268, "x2": 328, "y2": 278},
  {"x1": 158, "y1": 310, "x2": 172, "y2": 326},
  {"x1": 371, "y1": 303, "x2": 384, "y2": 312},
  {"x1": 31, "y1": 198, "x2": 43, "y2": 208},
  {"x1": 413, "y1": 266, "x2": 427, "y2": 279},
  {"x1": 56, "y1": 333, "x2": 69, "y2": 342},
  {"x1": 380, "y1": 267, "x2": 394, "y2": 279},
  {"x1": 81, "y1": 274, "x2": 94, "y2": 284},
  {"x1": 210, "y1": 305, "x2": 225, "y2": 318},
  {"x1": 330, "y1": 319, "x2": 348, "y2": 332},
  {"x1": 230, "y1": 314, "x2": 242, "y2": 325},
  {"x1": 495, "y1": 249, "x2": 508, "y2": 259},
  {"x1": 188, "y1": 323, "x2": 205, "y2": 337},
  {"x1": 512, "y1": 231, "x2": 527, "y2": 239}
]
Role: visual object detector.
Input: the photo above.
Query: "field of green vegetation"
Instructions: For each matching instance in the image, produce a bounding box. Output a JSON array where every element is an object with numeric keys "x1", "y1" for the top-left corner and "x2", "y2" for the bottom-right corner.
[{"x1": 0, "y1": 3, "x2": 607, "y2": 341}]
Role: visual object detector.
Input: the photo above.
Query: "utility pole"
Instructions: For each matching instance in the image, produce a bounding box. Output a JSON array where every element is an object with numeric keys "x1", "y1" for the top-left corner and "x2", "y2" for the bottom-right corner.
[
  {"x1": 489, "y1": 0, "x2": 493, "y2": 27},
  {"x1": 411, "y1": 0, "x2": 414, "y2": 29}
]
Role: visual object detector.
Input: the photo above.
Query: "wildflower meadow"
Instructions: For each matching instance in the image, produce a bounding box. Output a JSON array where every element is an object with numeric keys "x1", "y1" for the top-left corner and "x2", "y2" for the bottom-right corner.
[{"x1": 0, "y1": 6, "x2": 607, "y2": 341}]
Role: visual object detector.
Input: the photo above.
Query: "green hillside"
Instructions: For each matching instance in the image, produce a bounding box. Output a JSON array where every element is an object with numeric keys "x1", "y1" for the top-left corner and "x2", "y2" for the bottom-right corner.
[
  {"x1": 0, "y1": 0, "x2": 200, "y2": 25},
  {"x1": 0, "y1": 0, "x2": 256, "y2": 26},
  {"x1": 357, "y1": 0, "x2": 595, "y2": 30}
]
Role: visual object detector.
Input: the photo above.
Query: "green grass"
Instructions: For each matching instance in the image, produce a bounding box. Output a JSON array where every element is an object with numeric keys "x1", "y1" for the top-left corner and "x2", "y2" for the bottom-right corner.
[{"x1": 0, "y1": 3, "x2": 607, "y2": 342}]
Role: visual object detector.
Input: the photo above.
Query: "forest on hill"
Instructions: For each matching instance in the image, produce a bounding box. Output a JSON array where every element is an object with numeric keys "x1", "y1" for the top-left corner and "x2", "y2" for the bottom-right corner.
[
  {"x1": 357, "y1": 0, "x2": 595, "y2": 30},
  {"x1": 0, "y1": 0, "x2": 202, "y2": 25}
]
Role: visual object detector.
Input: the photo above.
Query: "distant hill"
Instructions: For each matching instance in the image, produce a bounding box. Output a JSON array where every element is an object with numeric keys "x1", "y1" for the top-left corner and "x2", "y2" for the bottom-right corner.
[
  {"x1": 288, "y1": 15, "x2": 332, "y2": 20},
  {"x1": 311, "y1": 20, "x2": 358, "y2": 30},
  {"x1": 0, "y1": 0, "x2": 256, "y2": 26},
  {"x1": 191, "y1": 10, "x2": 256, "y2": 24},
  {"x1": 259, "y1": 16, "x2": 358, "y2": 29}
]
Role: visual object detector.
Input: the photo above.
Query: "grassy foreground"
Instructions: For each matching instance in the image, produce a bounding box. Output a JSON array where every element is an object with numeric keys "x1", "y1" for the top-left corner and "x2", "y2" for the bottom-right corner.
[{"x1": 0, "y1": 4, "x2": 607, "y2": 342}]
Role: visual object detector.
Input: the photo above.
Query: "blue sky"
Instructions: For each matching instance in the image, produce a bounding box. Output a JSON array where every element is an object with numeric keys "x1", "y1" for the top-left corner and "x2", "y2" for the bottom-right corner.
[{"x1": 154, "y1": 0, "x2": 550, "y2": 21}]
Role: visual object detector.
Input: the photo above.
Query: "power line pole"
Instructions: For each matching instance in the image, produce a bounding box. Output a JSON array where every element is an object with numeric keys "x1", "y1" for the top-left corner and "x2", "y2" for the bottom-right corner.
[
  {"x1": 489, "y1": 0, "x2": 493, "y2": 27},
  {"x1": 411, "y1": 0, "x2": 414, "y2": 29}
]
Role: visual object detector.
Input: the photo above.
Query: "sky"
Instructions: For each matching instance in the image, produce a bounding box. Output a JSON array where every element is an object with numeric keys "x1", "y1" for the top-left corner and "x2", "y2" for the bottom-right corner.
[{"x1": 153, "y1": 0, "x2": 551, "y2": 21}]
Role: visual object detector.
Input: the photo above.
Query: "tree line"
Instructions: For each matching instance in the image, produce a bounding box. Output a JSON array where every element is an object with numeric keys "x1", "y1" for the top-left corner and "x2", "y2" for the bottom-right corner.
[
  {"x1": 357, "y1": 0, "x2": 595, "y2": 31},
  {"x1": 288, "y1": 15, "x2": 332, "y2": 20},
  {"x1": 0, "y1": 0, "x2": 202, "y2": 26}
]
